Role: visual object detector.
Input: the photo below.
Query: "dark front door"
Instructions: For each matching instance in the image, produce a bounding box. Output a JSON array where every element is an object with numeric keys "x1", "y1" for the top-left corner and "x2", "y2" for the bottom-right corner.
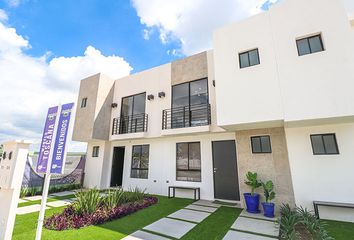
[
  {"x1": 212, "y1": 140, "x2": 240, "y2": 201},
  {"x1": 110, "y1": 147, "x2": 125, "y2": 187}
]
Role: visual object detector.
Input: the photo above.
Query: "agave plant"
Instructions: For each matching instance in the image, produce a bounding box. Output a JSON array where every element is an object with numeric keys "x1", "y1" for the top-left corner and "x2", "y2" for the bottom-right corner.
[
  {"x1": 74, "y1": 188, "x2": 101, "y2": 214},
  {"x1": 245, "y1": 171, "x2": 262, "y2": 196}
]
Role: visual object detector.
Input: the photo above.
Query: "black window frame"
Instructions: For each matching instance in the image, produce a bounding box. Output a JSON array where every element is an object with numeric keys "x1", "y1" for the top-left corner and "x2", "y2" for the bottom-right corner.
[
  {"x1": 239, "y1": 48, "x2": 260, "y2": 69},
  {"x1": 251, "y1": 135, "x2": 272, "y2": 154},
  {"x1": 130, "y1": 144, "x2": 149, "y2": 179},
  {"x1": 176, "y1": 142, "x2": 201, "y2": 182},
  {"x1": 120, "y1": 92, "x2": 146, "y2": 117},
  {"x1": 310, "y1": 133, "x2": 339, "y2": 155},
  {"x1": 81, "y1": 97, "x2": 87, "y2": 108},
  {"x1": 296, "y1": 34, "x2": 325, "y2": 56},
  {"x1": 92, "y1": 146, "x2": 99, "y2": 157}
]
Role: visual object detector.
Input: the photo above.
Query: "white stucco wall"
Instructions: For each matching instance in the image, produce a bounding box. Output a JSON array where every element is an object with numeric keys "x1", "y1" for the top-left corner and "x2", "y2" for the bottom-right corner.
[
  {"x1": 84, "y1": 141, "x2": 107, "y2": 189},
  {"x1": 100, "y1": 132, "x2": 237, "y2": 200},
  {"x1": 285, "y1": 123, "x2": 354, "y2": 222}
]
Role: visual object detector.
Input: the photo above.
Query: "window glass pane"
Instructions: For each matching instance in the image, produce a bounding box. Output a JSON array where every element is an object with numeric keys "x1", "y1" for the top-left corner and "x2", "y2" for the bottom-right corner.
[
  {"x1": 239, "y1": 52, "x2": 249, "y2": 68},
  {"x1": 309, "y1": 36, "x2": 323, "y2": 53},
  {"x1": 249, "y1": 49, "x2": 260, "y2": 66},
  {"x1": 251, "y1": 137, "x2": 262, "y2": 153},
  {"x1": 172, "y1": 83, "x2": 189, "y2": 108},
  {"x1": 177, "y1": 170, "x2": 201, "y2": 182},
  {"x1": 190, "y1": 79, "x2": 208, "y2": 106},
  {"x1": 297, "y1": 39, "x2": 311, "y2": 56},
  {"x1": 131, "y1": 169, "x2": 148, "y2": 179},
  {"x1": 121, "y1": 96, "x2": 133, "y2": 116},
  {"x1": 323, "y1": 135, "x2": 338, "y2": 154},
  {"x1": 261, "y1": 136, "x2": 271, "y2": 153},
  {"x1": 311, "y1": 135, "x2": 325, "y2": 154},
  {"x1": 176, "y1": 143, "x2": 188, "y2": 170},
  {"x1": 189, "y1": 143, "x2": 201, "y2": 170},
  {"x1": 133, "y1": 93, "x2": 146, "y2": 115}
]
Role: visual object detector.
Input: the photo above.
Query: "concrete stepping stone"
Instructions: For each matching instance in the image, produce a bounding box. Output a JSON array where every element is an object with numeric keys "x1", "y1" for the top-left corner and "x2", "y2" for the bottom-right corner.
[
  {"x1": 23, "y1": 195, "x2": 43, "y2": 201},
  {"x1": 143, "y1": 218, "x2": 196, "y2": 239},
  {"x1": 168, "y1": 209, "x2": 210, "y2": 223},
  {"x1": 17, "y1": 204, "x2": 50, "y2": 215},
  {"x1": 193, "y1": 200, "x2": 221, "y2": 208},
  {"x1": 122, "y1": 230, "x2": 171, "y2": 240},
  {"x1": 231, "y1": 217, "x2": 279, "y2": 237},
  {"x1": 223, "y1": 230, "x2": 276, "y2": 240},
  {"x1": 46, "y1": 200, "x2": 72, "y2": 208},
  {"x1": 185, "y1": 204, "x2": 218, "y2": 213},
  {"x1": 18, "y1": 199, "x2": 28, "y2": 203},
  {"x1": 49, "y1": 191, "x2": 76, "y2": 197},
  {"x1": 240, "y1": 210, "x2": 278, "y2": 222}
]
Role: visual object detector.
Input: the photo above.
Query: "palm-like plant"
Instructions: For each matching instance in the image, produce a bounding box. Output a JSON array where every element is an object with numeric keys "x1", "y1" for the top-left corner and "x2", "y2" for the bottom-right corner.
[{"x1": 245, "y1": 171, "x2": 262, "y2": 196}]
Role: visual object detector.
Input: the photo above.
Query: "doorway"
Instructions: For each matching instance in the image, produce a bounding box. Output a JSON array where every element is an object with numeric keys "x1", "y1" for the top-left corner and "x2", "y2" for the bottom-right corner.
[
  {"x1": 212, "y1": 140, "x2": 240, "y2": 201},
  {"x1": 110, "y1": 147, "x2": 125, "y2": 187}
]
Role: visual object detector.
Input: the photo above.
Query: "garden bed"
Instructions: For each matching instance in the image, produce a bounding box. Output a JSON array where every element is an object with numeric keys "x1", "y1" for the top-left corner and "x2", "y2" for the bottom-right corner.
[{"x1": 44, "y1": 196, "x2": 158, "y2": 230}]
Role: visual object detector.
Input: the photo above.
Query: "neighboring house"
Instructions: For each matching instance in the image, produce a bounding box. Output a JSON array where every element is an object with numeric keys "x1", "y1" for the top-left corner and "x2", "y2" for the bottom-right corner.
[{"x1": 72, "y1": 0, "x2": 354, "y2": 222}]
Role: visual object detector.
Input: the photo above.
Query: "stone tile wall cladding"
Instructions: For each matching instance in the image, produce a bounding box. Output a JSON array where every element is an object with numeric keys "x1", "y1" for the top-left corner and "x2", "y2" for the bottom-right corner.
[
  {"x1": 171, "y1": 51, "x2": 208, "y2": 85},
  {"x1": 235, "y1": 127, "x2": 295, "y2": 211}
]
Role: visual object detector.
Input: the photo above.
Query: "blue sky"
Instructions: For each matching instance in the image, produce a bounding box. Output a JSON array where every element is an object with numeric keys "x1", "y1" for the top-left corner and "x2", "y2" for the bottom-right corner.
[{"x1": 0, "y1": 0, "x2": 181, "y2": 73}]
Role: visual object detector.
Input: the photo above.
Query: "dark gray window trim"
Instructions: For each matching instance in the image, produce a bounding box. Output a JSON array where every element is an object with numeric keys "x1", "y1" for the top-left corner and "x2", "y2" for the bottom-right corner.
[
  {"x1": 176, "y1": 142, "x2": 201, "y2": 182},
  {"x1": 92, "y1": 146, "x2": 99, "y2": 157},
  {"x1": 310, "y1": 133, "x2": 339, "y2": 155},
  {"x1": 130, "y1": 144, "x2": 149, "y2": 179},
  {"x1": 250, "y1": 135, "x2": 272, "y2": 154},
  {"x1": 296, "y1": 34, "x2": 325, "y2": 56},
  {"x1": 238, "y1": 48, "x2": 260, "y2": 69}
]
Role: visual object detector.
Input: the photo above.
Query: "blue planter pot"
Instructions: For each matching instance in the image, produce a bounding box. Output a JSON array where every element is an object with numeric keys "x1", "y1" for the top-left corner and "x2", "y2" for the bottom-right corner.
[
  {"x1": 262, "y1": 202, "x2": 275, "y2": 218},
  {"x1": 244, "y1": 193, "x2": 260, "y2": 213}
]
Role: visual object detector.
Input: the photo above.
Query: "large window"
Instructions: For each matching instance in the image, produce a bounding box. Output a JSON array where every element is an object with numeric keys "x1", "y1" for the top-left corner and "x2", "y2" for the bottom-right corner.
[
  {"x1": 176, "y1": 142, "x2": 201, "y2": 182},
  {"x1": 310, "y1": 134, "x2": 339, "y2": 155},
  {"x1": 239, "y1": 49, "x2": 260, "y2": 68},
  {"x1": 171, "y1": 79, "x2": 209, "y2": 128},
  {"x1": 131, "y1": 145, "x2": 149, "y2": 179},
  {"x1": 296, "y1": 34, "x2": 324, "y2": 56},
  {"x1": 251, "y1": 136, "x2": 272, "y2": 154},
  {"x1": 120, "y1": 93, "x2": 146, "y2": 134}
]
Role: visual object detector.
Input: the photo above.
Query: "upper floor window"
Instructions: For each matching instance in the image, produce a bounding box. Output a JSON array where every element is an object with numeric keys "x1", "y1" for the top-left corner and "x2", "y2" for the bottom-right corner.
[
  {"x1": 176, "y1": 142, "x2": 201, "y2": 182},
  {"x1": 310, "y1": 133, "x2": 339, "y2": 155},
  {"x1": 92, "y1": 146, "x2": 99, "y2": 157},
  {"x1": 81, "y1": 97, "x2": 87, "y2": 108},
  {"x1": 239, "y1": 49, "x2": 260, "y2": 68},
  {"x1": 296, "y1": 34, "x2": 324, "y2": 56},
  {"x1": 121, "y1": 93, "x2": 146, "y2": 117},
  {"x1": 251, "y1": 136, "x2": 272, "y2": 154},
  {"x1": 131, "y1": 145, "x2": 149, "y2": 179}
]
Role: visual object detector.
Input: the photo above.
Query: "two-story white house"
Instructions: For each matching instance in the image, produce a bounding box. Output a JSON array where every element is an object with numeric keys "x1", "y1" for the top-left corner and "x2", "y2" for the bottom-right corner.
[{"x1": 72, "y1": 0, "x2": 354, "y2": 222}]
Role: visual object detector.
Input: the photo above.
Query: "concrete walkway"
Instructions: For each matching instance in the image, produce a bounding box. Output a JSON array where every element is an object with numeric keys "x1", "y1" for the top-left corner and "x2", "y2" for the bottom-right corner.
[
  {"x1": 123, "y1": 200, "x2": 221, "y2": 240},
  {"x1": 223, "y1": 210, "x2": 280, "y2": 240}
]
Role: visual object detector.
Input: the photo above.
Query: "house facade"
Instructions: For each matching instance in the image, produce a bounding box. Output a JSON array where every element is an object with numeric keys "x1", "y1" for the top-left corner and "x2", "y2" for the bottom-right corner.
[{"x1": 72, "y1": 0, "x2": 354, "y2": 222}]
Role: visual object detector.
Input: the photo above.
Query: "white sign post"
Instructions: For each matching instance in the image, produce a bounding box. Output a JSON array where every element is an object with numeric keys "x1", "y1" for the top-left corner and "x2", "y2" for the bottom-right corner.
[{"x1": 0, "y1": 140, "x2": 31, "y2": 240}]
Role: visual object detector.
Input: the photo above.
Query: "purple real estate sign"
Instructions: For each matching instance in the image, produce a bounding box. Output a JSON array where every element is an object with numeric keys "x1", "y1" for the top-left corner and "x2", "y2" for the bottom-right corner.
[
  {"x1": 50, "y1": 102, "x2": 74, "y2": 174},
  {"x1": 36, "y1": 106, "x2": 59, "y2": 173}
]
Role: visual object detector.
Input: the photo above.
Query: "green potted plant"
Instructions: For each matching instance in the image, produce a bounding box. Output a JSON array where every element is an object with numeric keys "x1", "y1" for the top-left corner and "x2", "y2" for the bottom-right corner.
[
  {"x1": 261, "y1": 180, "x2": 276, "y2": 218},
  {"x1": 244, "y1": 171, "x2": 262, "y2": 213}
]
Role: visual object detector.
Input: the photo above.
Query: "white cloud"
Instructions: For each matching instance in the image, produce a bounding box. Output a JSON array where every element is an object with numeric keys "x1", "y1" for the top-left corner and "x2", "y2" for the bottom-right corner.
[
  {"x1": 132, "y1": 0, "x2": 278, "y2": 55},
  {"x1": 0, "y1": 9, "x2": 8, "y2": 22},
  {"x1": 0, "y1": 21, "x2": 132, "y2": 152}
]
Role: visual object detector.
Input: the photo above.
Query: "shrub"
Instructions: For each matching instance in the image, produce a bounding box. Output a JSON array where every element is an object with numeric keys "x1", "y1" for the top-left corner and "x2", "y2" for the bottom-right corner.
[
  {"x1": 103, "y1": 188, "x2": 124, "y2": 209},
  {"x1": 74, "y1": 189, "x2": 101, "y2": 214},
  {"x1": 122, "y1": 187, "x2": 146, "y2": 203},
  {"x1": 28, "y1": 187, "x2": 38, "y2": 196},
  {"x1": 262, "y1": 180, "x2": 275, "y2": 203},
  {"x1": 20, "y1": 188, "x2": 28, "y2": 198},
  {"x1": 245, "y1": 171, "x2": 262, "y2": 196},
  {"x1": 278, "y1": 204, "x2": 333, "y2": 240}
]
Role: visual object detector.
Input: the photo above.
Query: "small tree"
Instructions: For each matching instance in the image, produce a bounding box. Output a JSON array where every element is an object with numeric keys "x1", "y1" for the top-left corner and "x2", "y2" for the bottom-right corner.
[
  {"x1": 262, "y1": 180, "x2": 276, "y2": 203},
  {"x1": 245, "y1": 171, "x2": 262, "y2": 196}
]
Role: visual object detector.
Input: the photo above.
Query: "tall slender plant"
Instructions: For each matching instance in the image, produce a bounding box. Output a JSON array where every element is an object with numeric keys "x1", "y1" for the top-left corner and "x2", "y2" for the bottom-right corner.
[
  {"x1": 262, "y1": 180, "x2": 276, "y2": 203},
  {"x1": 245, "y1": 171, "x2": 262, "y2": 196}
]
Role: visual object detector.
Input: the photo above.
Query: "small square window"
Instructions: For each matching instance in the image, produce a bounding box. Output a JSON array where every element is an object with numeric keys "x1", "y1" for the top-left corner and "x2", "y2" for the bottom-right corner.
[
  {"x1": 310, "y1": 134, "x2": 339, "y2": 155},
  {"x1": 92, "y1": 146, "x2": 99, "y2": 157},
  {"x1": 239, "y1": 49, "x2": 260, "y2": 68},
  {"x1": 296, "y1": 34, "x2": 324, "y2": 56},
  {"x1": 251, "y1": 136, "x2": 272, "y2": 154},
  {"x1": 81, "y1": 98, "x2": 88, "y2": 108}
]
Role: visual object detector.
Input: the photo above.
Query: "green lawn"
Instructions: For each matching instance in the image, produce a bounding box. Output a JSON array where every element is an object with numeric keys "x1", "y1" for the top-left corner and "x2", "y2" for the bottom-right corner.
[
  {"x1": 324, "y1": 220, "x2": 354, "y2": 240},
  {"x1": 13, "y1": 196, "x2": 194, "y2": 240}
]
